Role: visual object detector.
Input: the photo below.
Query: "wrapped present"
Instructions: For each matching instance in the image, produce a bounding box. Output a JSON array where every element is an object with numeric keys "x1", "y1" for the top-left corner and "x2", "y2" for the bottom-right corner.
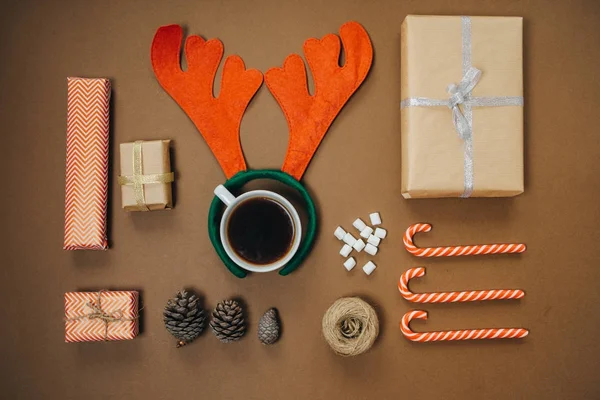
[
  {"x1": 118, "y1": 140, "x2": 174, "y2": 211},
  {"x1": 64, "y1": 77, "x2": 110, "y2": 250},
  {"x1": 64, "y1": 291, "x2": 139, "y2": 343},
  {"x1": 401, "y1": 15, "x2": 524, "y2": 198}
]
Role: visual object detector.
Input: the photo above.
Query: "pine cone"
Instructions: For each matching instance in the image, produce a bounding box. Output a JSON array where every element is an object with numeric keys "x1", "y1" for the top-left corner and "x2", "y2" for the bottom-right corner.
[
  {"x1": 163, "y1": 290, "x2": 207, "y2": 348},
  {"x1": 210, "y1": 300, "x2": 246, "y2": 343},
  {"x1": 258, "y1": 308, "x2": 280, "y2": 345}
]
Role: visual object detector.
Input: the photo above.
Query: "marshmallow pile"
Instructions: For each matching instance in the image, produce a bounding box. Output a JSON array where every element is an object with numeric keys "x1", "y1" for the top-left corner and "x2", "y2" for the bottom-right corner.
[{"x1": 334, "y1": 212, "x2": 387, "y2": 276}]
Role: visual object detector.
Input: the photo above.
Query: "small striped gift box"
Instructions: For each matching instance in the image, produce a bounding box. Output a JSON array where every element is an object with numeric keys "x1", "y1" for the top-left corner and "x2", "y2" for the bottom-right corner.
[
  {"x1": 64, "y1": 291, "x2": 139, "y2": 343},
  {"x1": 63, "y1": 77, "x2": 110, "y2": 250}
]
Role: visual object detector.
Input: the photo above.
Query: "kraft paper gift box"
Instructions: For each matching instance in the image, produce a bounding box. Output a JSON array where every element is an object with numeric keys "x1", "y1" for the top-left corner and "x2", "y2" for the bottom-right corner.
[
  {"x1": 64, "y1": 291, "x2": 139, "y2": 343},
  {"x1": 63, "y1": 77, "x2": 110, "y2": 250},
  {"x1": 119, "y1": 140, "x2": 174, "y2": 211},
  {"x1": 401, "y1": 15, "x2": 524, "y2": 198}
]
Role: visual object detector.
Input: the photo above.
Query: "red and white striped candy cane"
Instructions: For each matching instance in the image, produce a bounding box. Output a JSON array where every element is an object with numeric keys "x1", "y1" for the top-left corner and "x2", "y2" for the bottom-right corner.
[
  {"x1": 401, "y1": 310, "x2": 529, "y2": 342},
  {"x1": 404, "y1": 223, "x2": 526, "y2": 257},
  {"x1": 398, "y1": 267, "x2": 525, "y2": 303}
]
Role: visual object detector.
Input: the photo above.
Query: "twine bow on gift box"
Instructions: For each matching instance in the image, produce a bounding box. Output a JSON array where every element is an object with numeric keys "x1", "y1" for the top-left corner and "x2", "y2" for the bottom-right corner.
[
  {"x1": 65, "y1": 291, "x2": 139, "y2": 341},
  {"x1": 117, "y1": 140, "x2": 174, "y2": 211},
  {"x1": 400, "y1": 16, "x2": 524, "y2": 198}
]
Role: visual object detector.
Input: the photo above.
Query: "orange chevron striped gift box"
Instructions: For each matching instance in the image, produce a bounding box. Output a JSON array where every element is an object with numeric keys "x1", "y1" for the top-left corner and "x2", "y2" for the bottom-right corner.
[
  {"x1": 64, "y1": 77, "x2": 110, "y2": 250},
  {"x1": 64, "y1": 291, "x2": 139, "y2": 343}
]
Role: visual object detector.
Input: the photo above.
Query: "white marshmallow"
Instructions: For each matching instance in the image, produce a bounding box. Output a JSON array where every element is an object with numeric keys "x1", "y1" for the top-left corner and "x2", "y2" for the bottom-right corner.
[
  {"x1": 364, "y1": 243, "x2": 378, "y2": 256},
  {"x1": 362, "y1": 261, "x2": 377, "y2": 275},
  {"x1": 360, "y1": 226, "x2": 374, "y2": 239},
  {"x1": 334, "y1": 226, "x2": 346, "y2": 240},
  {"x1": 353, "y1": 239, "x2": 366, "y2": 252},
  {"x1": 369, "y1": 212, "x2": 382, "y2": 226},
  {"x1": 367, "y1": 235, "x2": 381, "y2": 246},
  {"x1": 374, "y1": 227, "x2": 387, "y2": 239},
  {"x1": 340, "y1": 244, "x2": 353, "y2": 257},
  {"x1": 343, "y1": 233, "x2": 357, "y2": 246},
  {"x1": 352, "y1": 218, "x2": 367, "y2": 231},
  {"x1": 343, "y1": 257, "x2": 356, "y2": 271}
]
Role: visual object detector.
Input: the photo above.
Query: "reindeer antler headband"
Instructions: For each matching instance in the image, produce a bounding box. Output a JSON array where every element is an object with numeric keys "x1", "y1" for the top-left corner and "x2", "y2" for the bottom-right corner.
[{"x1": 151, "y1": 22, "x2": 373, "y2": 277}]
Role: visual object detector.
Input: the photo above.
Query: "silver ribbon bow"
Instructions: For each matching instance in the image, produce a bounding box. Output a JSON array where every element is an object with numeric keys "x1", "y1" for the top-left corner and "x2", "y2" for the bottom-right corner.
[
  {"x1": 446, "y1": 66, "x2": 481, "y2": 141},
  {"x1": 400, "y1": 16, "x2": 524, "y2": 198}
]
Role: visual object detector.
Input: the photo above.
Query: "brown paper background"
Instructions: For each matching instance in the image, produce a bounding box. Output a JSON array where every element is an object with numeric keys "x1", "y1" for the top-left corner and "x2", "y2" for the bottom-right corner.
[{"x1": 1, "y1": 0, "x2": 600, "y2": 399}]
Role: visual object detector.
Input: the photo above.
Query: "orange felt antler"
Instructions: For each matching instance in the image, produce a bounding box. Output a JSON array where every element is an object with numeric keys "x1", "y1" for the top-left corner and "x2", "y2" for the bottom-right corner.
[
  {"x1": 151, "y1": 25, "x2": 263, "y2": 178},
  {"x1": 265, "y1": 21, "x2": 373, "y2": 180}
]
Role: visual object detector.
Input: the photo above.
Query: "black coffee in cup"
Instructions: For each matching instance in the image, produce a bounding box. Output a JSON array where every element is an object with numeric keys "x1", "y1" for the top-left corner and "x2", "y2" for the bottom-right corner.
[{"x1": 226, "y1": 197, "x2": 294, "y2": 265}]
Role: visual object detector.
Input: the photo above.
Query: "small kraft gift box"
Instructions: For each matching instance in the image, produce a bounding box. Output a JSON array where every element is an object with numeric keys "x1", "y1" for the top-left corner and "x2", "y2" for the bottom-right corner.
[
  {"x1": 119, "y1": 140, "x2": 174, "y2": 211},
  {"x1": 400, "y1": 15, "x2": 524, "y2": 198},
  {"x1": 64, "y1": 291, "x2": 139, "y2": 343}
]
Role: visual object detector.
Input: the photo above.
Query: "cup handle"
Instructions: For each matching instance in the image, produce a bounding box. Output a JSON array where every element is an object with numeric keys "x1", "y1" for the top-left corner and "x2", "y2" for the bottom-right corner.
[{"x1": 214, "y1": 185, "x2": 236, "y2": 207}]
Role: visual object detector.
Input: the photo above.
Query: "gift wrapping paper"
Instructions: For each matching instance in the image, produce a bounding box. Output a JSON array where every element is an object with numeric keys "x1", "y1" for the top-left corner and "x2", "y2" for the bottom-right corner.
[
  {"x1": 119, "y1": 140, "x2": 173, "y2": 211},
  {"x1": 64, "y1": 291, "x2": 139, "y2": 343},
  {"x1": 63, "y1": 77, "x2": 110, "y2": 250},
  {"x1": 401, "y1": 15, "x2": 524, "y2": 198}
]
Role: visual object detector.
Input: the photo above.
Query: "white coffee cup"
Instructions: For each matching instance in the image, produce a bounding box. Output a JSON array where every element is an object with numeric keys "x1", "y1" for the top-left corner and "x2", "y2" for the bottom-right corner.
[{"x1": 214, "y1": 185, "x2": 302, "y2": 273}]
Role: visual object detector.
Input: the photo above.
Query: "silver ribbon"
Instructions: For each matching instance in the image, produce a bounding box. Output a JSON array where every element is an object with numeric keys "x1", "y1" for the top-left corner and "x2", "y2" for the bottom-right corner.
[{"x1": 400, "y1": 16, "x2": 524, "y2": 198}]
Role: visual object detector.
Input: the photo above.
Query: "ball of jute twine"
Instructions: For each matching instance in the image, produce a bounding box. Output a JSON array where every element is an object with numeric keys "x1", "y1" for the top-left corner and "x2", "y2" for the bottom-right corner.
[{"x1": 322, "y1": 297, "x2": 379, "y2": 357}]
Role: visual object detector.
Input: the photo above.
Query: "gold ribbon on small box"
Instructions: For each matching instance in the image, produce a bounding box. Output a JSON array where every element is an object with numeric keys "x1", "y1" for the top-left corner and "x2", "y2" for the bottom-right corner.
[
  {"x1": 118, "y1": 140, "x2": 174, "y2": 211},
  {"x1": 65, "y1": 291, "x2": 139, "y2": 341}
]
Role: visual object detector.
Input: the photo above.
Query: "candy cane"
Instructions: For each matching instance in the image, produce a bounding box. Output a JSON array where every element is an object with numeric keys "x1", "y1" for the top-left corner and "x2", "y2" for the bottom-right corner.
[
  {"x1": 404, "y1": 223, "x2": 526, "y2": 257},
  {"x1": 398, "y1": 267, "x2": 525, "y2": 303},
  {"x1": 401, "y1": 310, "x2": 529, "y2": 342}
]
